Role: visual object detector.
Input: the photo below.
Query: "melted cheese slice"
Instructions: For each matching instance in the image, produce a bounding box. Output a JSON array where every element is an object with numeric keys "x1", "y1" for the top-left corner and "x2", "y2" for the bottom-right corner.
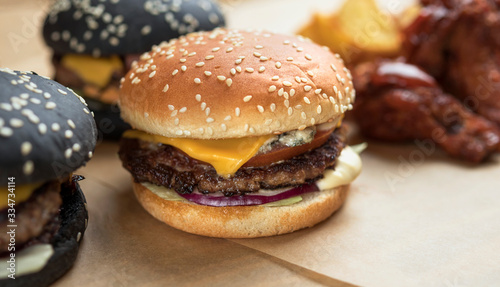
[
  {"x1": 0, "y1": 183, "x2": 40, "y2": 209},
  {"x1": 123, "y1": 130, "x2": 273, "y2": 177},
  {"x1": 61, "y1": 54, "x2": 123, "y2": 88}
]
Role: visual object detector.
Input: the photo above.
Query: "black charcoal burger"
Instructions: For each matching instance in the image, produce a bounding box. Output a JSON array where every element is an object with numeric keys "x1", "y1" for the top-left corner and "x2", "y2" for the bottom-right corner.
[
  {"x1": 118, "y1": 29, "x2": 362, "y2": 238},
  {"x1": 0, "y1": 68, "x2": 97, "y2": 286},
  {"x1": 42, "y1": 0, "x2": 226, "y2": 139}
]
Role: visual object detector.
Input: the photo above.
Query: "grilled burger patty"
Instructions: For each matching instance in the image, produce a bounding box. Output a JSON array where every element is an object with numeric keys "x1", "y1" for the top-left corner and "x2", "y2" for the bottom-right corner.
[
  {"x1": 119, "y1": 127, "x2": 346, "y2": 196},
  {"x1": 0, "y1": 181, "x2": 62, "y2": 253}
]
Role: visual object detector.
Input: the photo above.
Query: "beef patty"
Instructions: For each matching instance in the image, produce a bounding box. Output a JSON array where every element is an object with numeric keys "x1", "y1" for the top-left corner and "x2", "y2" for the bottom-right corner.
[
  {"x1": 119, "y1": 127, "x2": 346, "y2": 196},
  {"x1": 0, "y1": 180, "x2": 62, "y2": 253}
]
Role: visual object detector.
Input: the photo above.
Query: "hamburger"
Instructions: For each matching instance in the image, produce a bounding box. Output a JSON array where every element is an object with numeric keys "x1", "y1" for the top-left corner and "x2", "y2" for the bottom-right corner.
[
  {"x1": 118, "y1": 28, "x2": 362, "y2": 238},
  {"x1": 0, "y1": 68, "x2": 97, "y2": 286},
  {"x1": 42, "y1": 0, "x2": 226, "y2": 139}
]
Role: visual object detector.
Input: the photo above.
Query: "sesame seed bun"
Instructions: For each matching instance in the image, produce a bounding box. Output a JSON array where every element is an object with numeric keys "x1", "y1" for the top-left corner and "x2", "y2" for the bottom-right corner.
[
  {"x1": 43, "y1": 0, "x2": 226, "y2": 56},
  {"x1": 0, "y1": 68, "x2": 97, "y2": 185},
  {"x1": 132, "y1": 181, "x2": 349, "y2": 238},
  {"x1": 119, "y1": 28, "x2": 355, "y2": 139}
]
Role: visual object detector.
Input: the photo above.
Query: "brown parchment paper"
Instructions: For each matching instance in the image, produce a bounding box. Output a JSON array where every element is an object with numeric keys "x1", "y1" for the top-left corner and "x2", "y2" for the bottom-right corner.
[{"x1": 3, "y1": 0, "x2": 500, "y2": 286}]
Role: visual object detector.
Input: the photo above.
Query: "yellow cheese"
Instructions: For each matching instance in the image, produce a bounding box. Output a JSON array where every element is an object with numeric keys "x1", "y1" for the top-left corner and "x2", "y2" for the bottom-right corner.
[
  {"x1": 123, "y1": 130, "x2": 273, "y2": 177},
  {"x1": 0, "y1": 183, "x2": 40, "y2": 209},
  {"x1": 61, "y1": 54, "x2": 123, "y2": 88}
]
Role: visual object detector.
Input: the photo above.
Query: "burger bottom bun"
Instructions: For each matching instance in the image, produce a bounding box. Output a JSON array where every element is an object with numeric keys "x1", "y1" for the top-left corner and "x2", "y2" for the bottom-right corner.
[
  {"x1": 133, "y1": 181, "x2": 349, "y2": 238},
  {"x1": 0, "y1": 179, "x2": 88, "y2": 287}
]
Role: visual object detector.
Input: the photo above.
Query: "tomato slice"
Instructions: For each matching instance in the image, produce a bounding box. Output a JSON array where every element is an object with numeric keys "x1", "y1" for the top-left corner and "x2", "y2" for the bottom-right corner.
[{"x1": 243, "y1": 127, "x2": 335, "y2": 167}]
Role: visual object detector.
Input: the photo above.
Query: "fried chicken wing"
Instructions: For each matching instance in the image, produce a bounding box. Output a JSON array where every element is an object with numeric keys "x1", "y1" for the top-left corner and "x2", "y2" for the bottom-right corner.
[
  {"x1": 352, "y1": 61, "x2": 500, "y2": 162},
  {"x1": 404, "y1": 0, "x2": 500, "y2": 127}
]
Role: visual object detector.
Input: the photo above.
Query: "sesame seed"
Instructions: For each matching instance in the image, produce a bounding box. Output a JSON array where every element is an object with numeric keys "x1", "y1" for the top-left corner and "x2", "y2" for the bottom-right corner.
[
  {"x1": 180, "y1": 58, "x2": 187, "y2": 63},
  {"x1": 204, "y1": 71, "x2": 212, "y2": 76},
  {"x1": 329, "y1": 96, "x2": 336, "y2": 104},
  {"x1": 257, "y1": 105, "x2": 264, "y2": 113},
  {"x1": 23, "y1": 161, "x2": 34, "y2": 175},
  {"x1": 163, "y1": 84, "x2": 169, "y2": 92},
  {"x1": 270, "y1": 103, "x2": 276, "y2": 112},
  {"x1": 51, "y1": 123, "x2": 60, "y2": 131},
  {"x1": 0, "y1": 126, "x2": 13, "y2": 137},
  {"x1": 255, "y1": 45, "x2": 264, "y2": 49},
  {"x1": 0, "y1": 103, "x2": 12, "y2": 111},
  {"x1": 174, "y1": 118, "x2": 179, "y2": 125},
  {"x1": 284, "y1": 99, "x2": 289, "y2": 107},
  {"x1": 331, "y1": 64, "x2": 337, "y2": 72},
  {"x1": 268, "y1": 85, "x2": 277, "y2": 92},
  {"x1": 260, "y1": 56, "x2": 268, "y2": 61},
  {"x1": 305, "y1": 54, "x2": 312, "y2": 60},
  {"x1": 175, "y1": 130, "x2": 183, "y2": 136},
  {"x1": 335, "y1": 105, "x2": 340, "y2": 113},
  {"x1": 217, "y1": 75, "x2": 226, "y2": 81},
  {"x1": 88, "y1": 151, "x2": 93, "y2": 159},
  {"x1": 168, "y1": 105, "x2": 175, "y2": 110},
  {"x1": 181, "y1": 66, "x2": 187, "y2": 72},
  {"x1": 336, "y1": 73, "x2": 342, "y2": 82},
  {"x1": 259, "y1": 66, "x2": 265, "y2": 73},
  {"x1": 245, "y1": 68, "x2": 254, "y2": 73},
  {"x1": 10, "y1": 118, "x2": 23, "y2": 128},
  {"x1": 317, "y1": 105, "x2": 322, "y2": 114},
  {"x1": 315, "y1": 89, "x2": 322, "y2": 94},
  {"x1": 196, "y1": 62, "x2": 205, "y2": 67},
  {"x1": 295, "y1": 76, "x2": 301, "y2": 83},
  {"x1": 275, "y1": 62, "x2": 282, "y2": 69},
  {"x1": 21, "y1": 142, "x2": 32, "y2": 156},
  {"x1": 149, "y1": 71, "x2": 156, "y2": 78},
  {"x1": 205, "y1": 55, "x2": 215, "y2": 60},
  {"x1": 249, "y1": 127, "x2": 256, "y2": 133},
  {"x1": 338, "y1": 91, "x2": 343, "y2": 100},
  {"x1": 283, "y1": 40, "x2": 290, "y2": 45},
  {"x1": 65, "y1": 130, "x2": 73, "y2": 138},
  {"x1": 304, "y1": 97, "x2": 311, "y2": 104},
  {"x1": 235, "y1": 107, "x2": 241, "y2": 117},
  {"x1": 278, "y1": 88, "x2": 284, "y2": 96},
  {"x1": 226, "y1": 47, "x2": 233, "y2": 52},
  {"x1": 226, "y1": 78, "x2": 233, "y2": 87},
  {"x1": 253, "y1": 52, "x2": 261, "y2": 57},
  {"x1": 141, "y1": 25, "x2": 152, "y2": 35},
  {"x1": 30, "y1": 98, "x2": 41, "y2": 104},
  {"x1": 206, "y1": 117, "x2": 214, "y2": 123},
  {"x1": 287, "y1": 107, "x2": 293, "y2": 116},
  {"x1": 301, "y1": 78, "x2": 308, "y2": 83},
  {"x1": 171, "y1": 110, "x2": 178, "y2": 117},
  {"x1": 224, "y1": 116, "x2": 232, "y2": 121},
  {"x1": 131, "y1": 77, "x2": 141, "y2": 84},
  {"x1": 301, "y1": 112, "x2": 307, "y2": 119},
  {"x1": 287, "y1": 57, "x2": 293, "y2": 61},
  {"x1": 212, "y1": 47, "x2": 220, "y2": 52},
  {"x1": 290, "y1": 89, "x2": 296, "y2": 97},
  {"x1": 65, "y1": 148, "x2": 73, "y2": 159},
  {"x1": 304, "y1": 85, "x2": 312, "y2": 92},
  {"x1": 188, "y1": 52, "x2": 196, "y2": 57},
  {"x1": 243, "y1": 95, "x2": 252, "y2": 102},
  {"x1": 57, "y1": 89, "x2": 67, "y2": 95},
  {"x1": 297, "y1": 47, "x2": 304, "y2": 52},
  {"x1": 166, "y1": 55, "x2": 174, "y2": 60},
  {"x1": 283, "y1": 92, "x2": 289, "y2": 99},
  {"x1": 236, "y1": 66, "x2": 242, "y2": 73},
  {"x1": 283, "y1": 81, "x2": 292, "y2": 87},
  {"x1": 72, "y1": 143, "x2": 81, "y2": 152},
  {"x1": 221, "y1": 124, "x2": 227, "y2": 131},
  {"x1": 201, "y1": 102, "x2": 206, "y2": 110},
  {"x1": 230, "y1": 68, "x2": 236, "y2": 75},
  {"x1": 179, "y1": 107, "x2": 187, "y2": 113},
  {"x1": 265, "y1": 119, "x2": 273, "y2": 125},
  {"x1": 194, "y1": 78, "x2": 201, "y2": 84},
  {"x1": 195, "y1": 94, "x2": 201, "y2": 101},
  {"x1": 272, "y1": 76, "x2": 279, "y2": 81}
]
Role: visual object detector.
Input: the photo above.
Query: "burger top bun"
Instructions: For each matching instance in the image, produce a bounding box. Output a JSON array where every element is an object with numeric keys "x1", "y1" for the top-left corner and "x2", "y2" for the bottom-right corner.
[
  {"x1": 0, "y1": 68, "x2": 97, "y2": 185},
  {"x1": 119, "y1": 28, "x2": 355, "y2": 139},
  {"x1": 43, "y1": 0, "x2": 225, "y2": 57}
]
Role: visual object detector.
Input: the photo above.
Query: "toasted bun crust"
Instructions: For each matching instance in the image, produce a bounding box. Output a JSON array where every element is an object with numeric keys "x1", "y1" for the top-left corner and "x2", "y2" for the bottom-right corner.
[
  {"x1": 119, "y1": 28, "x2": 355, "y2": 139},
  {"x1": 132, "y1": 181, "x2": 349, "y2": 238}
]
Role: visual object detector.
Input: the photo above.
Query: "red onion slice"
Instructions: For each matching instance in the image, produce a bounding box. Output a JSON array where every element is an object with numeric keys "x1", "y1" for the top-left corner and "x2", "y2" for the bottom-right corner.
[{"x1": 178, "y1": 183, "x2": 319, "y2": 207}]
